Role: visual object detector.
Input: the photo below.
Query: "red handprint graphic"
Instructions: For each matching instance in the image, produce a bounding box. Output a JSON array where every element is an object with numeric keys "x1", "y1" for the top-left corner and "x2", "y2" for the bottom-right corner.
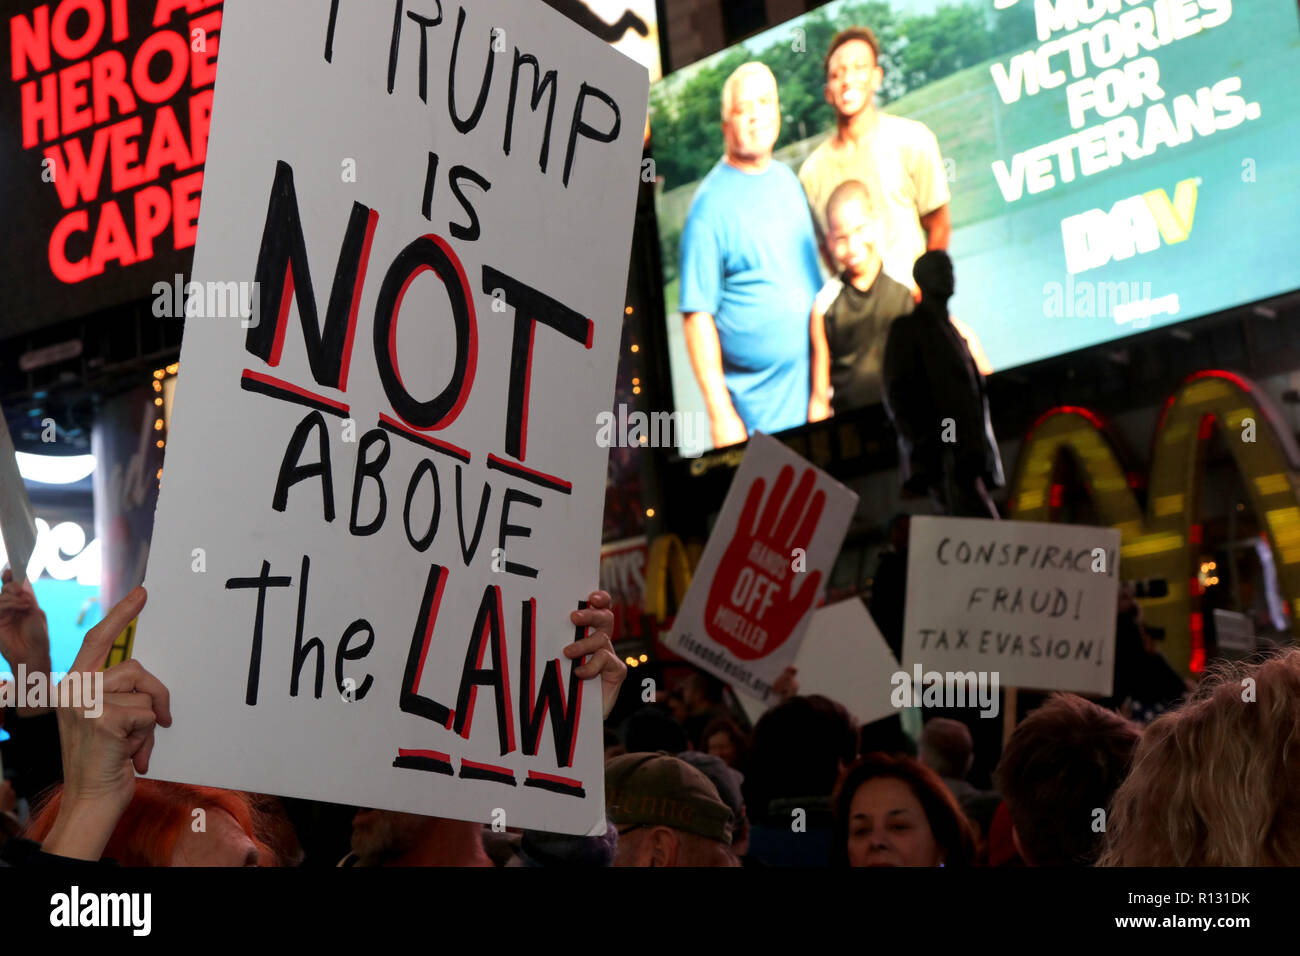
[{"x1": 705, "y1": 465, "x2": 826, "y2": 661}]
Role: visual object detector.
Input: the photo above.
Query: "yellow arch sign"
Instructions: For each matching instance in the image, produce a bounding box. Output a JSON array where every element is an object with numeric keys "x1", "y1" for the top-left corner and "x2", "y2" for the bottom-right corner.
[
  {"x1": 643, "y1": 533, "x2": 695, "y2": 625},
  {"x1": 1009, "y1": 370, "x2": 1300, "y2": 675}
]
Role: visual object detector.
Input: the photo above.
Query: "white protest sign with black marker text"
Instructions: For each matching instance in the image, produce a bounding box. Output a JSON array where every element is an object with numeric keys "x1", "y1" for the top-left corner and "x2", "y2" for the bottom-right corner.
[
  {"x1": 667, "y1": 433, "x2": 858, "y2": 704},
  {"x1": 903, "y1": 516, "x2": 1121, "y2": 697},
  {"x1": 135, "y1": 0, "x2": 649, "y2": 836}
]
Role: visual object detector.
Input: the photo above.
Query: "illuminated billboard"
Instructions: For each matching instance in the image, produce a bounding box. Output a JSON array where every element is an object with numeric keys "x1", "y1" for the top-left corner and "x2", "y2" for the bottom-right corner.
[
  {"x1": 1, "y1": 0, "x2": 222, "y2": 337},
  {"x1": 650, "y1": 0, "x2": 1300, "y2": 456}
]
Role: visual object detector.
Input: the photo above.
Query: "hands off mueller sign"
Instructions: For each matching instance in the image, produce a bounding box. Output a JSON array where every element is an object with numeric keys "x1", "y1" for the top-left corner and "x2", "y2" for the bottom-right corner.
[{"x1": 667, "y1": 433, "x2": 858, "y2": 703}]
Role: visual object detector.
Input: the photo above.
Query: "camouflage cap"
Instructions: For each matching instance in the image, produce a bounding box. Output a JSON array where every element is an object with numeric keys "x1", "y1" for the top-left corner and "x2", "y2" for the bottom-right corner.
[{"x1": 605, "y1": 751, "x2": 735, "y2": 844}]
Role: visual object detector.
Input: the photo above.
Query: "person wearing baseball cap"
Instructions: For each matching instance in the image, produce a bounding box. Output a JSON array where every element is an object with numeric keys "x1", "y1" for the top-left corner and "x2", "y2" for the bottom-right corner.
[{"x1": 605, "y1": 752, "x2": 738, "y2": 867}]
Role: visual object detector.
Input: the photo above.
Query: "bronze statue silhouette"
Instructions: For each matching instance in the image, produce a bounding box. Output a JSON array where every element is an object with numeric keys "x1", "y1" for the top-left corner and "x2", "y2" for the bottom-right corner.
[{"x1": 541, "y1": 0, "x2": 649, "y2": 42}]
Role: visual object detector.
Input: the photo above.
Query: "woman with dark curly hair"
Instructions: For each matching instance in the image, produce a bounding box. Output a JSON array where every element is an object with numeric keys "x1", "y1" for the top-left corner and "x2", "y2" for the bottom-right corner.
[
  {"x1": 701, "y1": 715, "x2": 751, "y2": 772},
  {"x1": 832, "y1": 752, "x2": 976, "y2": 867}
]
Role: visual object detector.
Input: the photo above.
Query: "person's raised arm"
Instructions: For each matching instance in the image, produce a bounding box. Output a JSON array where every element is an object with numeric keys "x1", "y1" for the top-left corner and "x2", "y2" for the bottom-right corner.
[
  {"x1": 912, "y1": 123, "x2": 952, "y2": 251},
  {"x1": 809, "y1": 299, "x2": 832, "y2": 423},
  {"x1": 679, "y1": 209, "x2": 748, "y2": 449},
  {"x1": 683, "y1": 311, "x2": 747, "y2": 448},
  {"x1": 39, "y1": 587, "x2": 172, "y2": 861},
  {"x1": 920, "y1": 203, "x2": 951, "y2": 251},
  {"x1": 950, "y1": 315, "x2": 993, "y2": 376}
]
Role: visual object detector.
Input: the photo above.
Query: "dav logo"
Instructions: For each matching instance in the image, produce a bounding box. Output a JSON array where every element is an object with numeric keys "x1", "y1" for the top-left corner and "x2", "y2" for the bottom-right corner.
[{"x1": 1061, "y1": 179, "x2": 1199, "y2": 276}]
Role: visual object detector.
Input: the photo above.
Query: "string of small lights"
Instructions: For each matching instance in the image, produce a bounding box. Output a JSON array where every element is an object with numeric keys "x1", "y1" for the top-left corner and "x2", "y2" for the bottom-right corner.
[{"x1": 151, "y1": 362, "x2": 178, "y2": 487}]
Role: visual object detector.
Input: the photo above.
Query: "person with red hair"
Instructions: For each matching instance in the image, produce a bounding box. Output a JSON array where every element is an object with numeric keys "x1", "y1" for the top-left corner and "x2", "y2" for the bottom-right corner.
[
  {"x1": 27, "y1": 780, "x2": 277, "y2": 866},
  {"x1": 7, "y1": 585, "x2": 290, "y2": 866},
  {"x1": 4, "y1": 581, "x2": 622, "y2": 868}
]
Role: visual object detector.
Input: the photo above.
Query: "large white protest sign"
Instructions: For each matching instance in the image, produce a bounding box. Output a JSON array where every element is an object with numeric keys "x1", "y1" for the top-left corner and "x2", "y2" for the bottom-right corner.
[
  {"x1": 736, "y1": 597, "x2": 901, "y2": 727},
  {"x1": 134, "y1": 0, "x2": 648, "y2": 835},
  {"x1": 903, "y1": 516, "x2": 1121, "y2": 696},
  {"x1": 666, "y1": 433, "x2": 858, "y2": 704}
]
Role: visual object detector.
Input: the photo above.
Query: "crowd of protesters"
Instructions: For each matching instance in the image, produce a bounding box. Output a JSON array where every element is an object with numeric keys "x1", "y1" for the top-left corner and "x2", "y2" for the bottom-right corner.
[{"x1": 2, "y1": 563, "x2": 1298, "y2": 868}]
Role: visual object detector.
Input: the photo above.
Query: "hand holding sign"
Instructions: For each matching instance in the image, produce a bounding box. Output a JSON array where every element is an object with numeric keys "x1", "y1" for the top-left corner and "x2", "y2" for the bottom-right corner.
[
  {"x1": 705, "y1": 465, "x2": 825, "y2": 661},
  {"x1": 565, "y1": 590, "x2": 626, "y2": 719}
]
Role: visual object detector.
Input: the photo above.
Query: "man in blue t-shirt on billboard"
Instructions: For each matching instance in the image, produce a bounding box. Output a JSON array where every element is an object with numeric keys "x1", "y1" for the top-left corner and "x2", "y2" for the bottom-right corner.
[{"x1": 678, "y1": 62, "x2": 824, "y2": 449}]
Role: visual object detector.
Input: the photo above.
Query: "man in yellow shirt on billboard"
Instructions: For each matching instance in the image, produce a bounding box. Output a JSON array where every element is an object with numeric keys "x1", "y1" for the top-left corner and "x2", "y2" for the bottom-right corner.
[{"x1": 800, "y1": 26, "x2": 991, "y2": 377}]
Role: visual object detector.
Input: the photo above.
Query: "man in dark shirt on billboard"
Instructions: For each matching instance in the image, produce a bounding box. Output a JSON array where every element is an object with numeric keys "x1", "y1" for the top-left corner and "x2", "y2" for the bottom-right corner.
[
  {"x1": 809, "y1": 179, "x2": 915, "y2": 419},
  {"x1": 882, "y1": 250, "x2": 1003, "y2": 518}
]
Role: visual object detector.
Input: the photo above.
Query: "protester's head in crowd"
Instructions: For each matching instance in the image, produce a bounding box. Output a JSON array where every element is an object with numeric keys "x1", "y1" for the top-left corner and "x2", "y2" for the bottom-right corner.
[
  {"x1": 995, "y1": 693, "x2": 1139, "y2": 866},
  {"x1": 745, "y1": 695, "x2": 857, "y2": 821},
  {"x1": 678, "y1": 750, "x2": 750, "y2": 857},
  {"x1": 622, "y1": 706, "x2": 690, "y2": 754},
  {"x1": 347, "y1": 809, "x2": 492, "y2": 867},
  {"x1": 682, "y1": 672, "x2": 726, "y2": 715},
  {"x1": 720, "y1": 61, "x2": 780, "y2": 165},
  {"x1": 858, "y1": 714, "x2": 917, "y2": 758},
  {"x1": 702, "y1": 716, "x2": 750, "y2": 770},
  {"x1": 825, "y1": 179, "x2": 879, "y2": 279},
  {"x1": 604, "y1": 727, "x2": 626, "y2": 762},
  {"x1": 920, "y1": 718, "x2": 974, "y2": 781},
  {"x1": 27, "y1": 781, "x2": 275, "y2": 866},
  {"x1": 349, "y1": 809, "x2": 428, "y2": 866},
  {"x1": 606, "y1": 752, "x2": 737, "y2": 867},
  {"x1": 1100, "y1": 649, "x2": 1300, "y2": 866},
  {"x1": 913, "y1": 250, "x2": 955, "y2": 304},
  {"x1": 823, "y1": 26, "x2": 883, "y2": 121},
  {"x1": 832, "y1": 753, "x2": 975, "y2": 867},
  {"x1": 664, "y1": 687, "x2": 688, "y2": 724}
]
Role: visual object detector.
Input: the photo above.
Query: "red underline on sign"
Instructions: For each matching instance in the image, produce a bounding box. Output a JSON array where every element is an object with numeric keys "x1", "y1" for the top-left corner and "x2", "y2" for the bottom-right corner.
[
  {"x1": 392, "y1": 749, "x2": 454, "y2": 776},
  {"x1": 240, "y1": 370, "x2": 351, "y2": 417},
  {"x1": 524, "y1": 771, "x2": 587, "y2": 798},
  {"x1": 378, "y1": 413, "x2": 472, "y2": 464},
  {"x1": 486, "y1": 454, "x2": 572, "y2": 494},
  {"x1": 398, "y1": 748, "x2": 451, "y2": 762},
  {"x1": 459, "y1": 759, "x2": 517, "y2": 786},
  {"x1": 526, "y1": 770, "x2": 583, "y2": 788}
]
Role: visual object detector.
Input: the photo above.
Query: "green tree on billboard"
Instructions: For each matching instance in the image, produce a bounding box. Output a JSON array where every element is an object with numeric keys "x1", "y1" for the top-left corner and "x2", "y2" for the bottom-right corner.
[{"x1": 650, "y1": 1, "x2": 1040, "y2": 189}]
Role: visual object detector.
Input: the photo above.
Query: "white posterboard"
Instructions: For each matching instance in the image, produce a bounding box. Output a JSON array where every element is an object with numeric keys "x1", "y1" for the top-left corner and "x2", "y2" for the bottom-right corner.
[
  {"x1": 135, "y1": 0, "x2": 648, "y2": 835},
  {"x1": 736, "y1": 597, "x2": 902, "y2": 727},
  {"x1": 0, "y1": 410, "x2": 37, "y2": 584},
  {"x1": 666, "y1": 433, "x2": 858, "y2": 704},
  {"x1": 1212, "y1": 608, "x2": 1256, "y2": 655},
  {"x1": 903, "y1": 516, "x2": 1121, "y2": 696}
]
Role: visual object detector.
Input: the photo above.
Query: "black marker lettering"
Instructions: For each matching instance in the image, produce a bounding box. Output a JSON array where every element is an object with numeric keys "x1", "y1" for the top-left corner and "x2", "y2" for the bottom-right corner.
[
  {"x1": 498, "y1": 487, "x2": 541, "y2": 578},
  {"x1": 447, "y1": 6, "x2": 494, "y2": 134},
  {"x1": 447, "y1": 165, "x2": 491, "y2": 242},
  {"x1": 226, "y1": 560, "x2": 293, "y2": 706},
  {"x1": 404, "y1": 458, "x2": 442, "y2": 552},
  {"x1": 504, "y1": 50, "x2": 556, "y2": 173},
  {"x1": 481, "y1": 266, "x2": 591, "y2": 461},
  {"x1": 248, "y1": 161, "x2": 376, "y2": 391},
  {"x1": 290, "y1": 555, "x2": 326, "y2": 699},
  {"x1": 274, "y1": 411, "x2": 336, "y2": 522},
  {"x1": 454, "y1": 465, "x2": 492, "y2": 565},
  {"x1": 349, "y1": 429, "x2": 390, "y2": 536},
  {"x1": 563, "y1": 82, "x2": 620, "y2": 188}
]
